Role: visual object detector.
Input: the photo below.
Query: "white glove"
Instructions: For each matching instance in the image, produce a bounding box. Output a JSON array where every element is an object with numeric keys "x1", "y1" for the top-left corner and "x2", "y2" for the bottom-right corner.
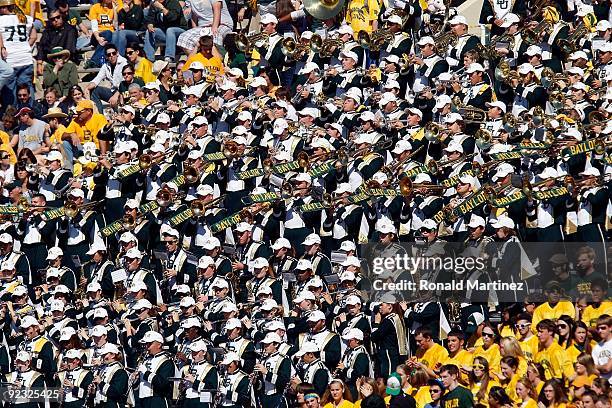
[
  {"x1": 395, "y1": 0, "x2": 406, "y2": 8},
  {"x1": 138, "y1": 365, "x2": 147, "y2": 374}
]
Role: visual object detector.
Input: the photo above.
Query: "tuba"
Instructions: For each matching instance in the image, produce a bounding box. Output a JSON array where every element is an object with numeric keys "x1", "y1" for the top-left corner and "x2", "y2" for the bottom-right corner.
[{"x1": 433, "y1": 31, "x2": 458, "y2": 54}]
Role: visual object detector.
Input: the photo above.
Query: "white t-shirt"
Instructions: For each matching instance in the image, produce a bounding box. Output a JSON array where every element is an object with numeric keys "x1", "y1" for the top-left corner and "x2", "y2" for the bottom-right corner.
[
  {"x1": 592, "y1": 338, "x2": 612, "y2": 384},
  {"x1": 188, "y1": 0, "x2": 233, "y2": 28},
  {"x1": 0, "y1": 14, "x2": 33, "y2": 67}
]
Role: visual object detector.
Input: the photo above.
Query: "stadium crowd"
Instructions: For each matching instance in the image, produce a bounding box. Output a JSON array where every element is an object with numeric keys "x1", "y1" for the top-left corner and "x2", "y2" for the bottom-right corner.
[{"x1": 0, "y1": 0, "x2": 609, "y2": 405}]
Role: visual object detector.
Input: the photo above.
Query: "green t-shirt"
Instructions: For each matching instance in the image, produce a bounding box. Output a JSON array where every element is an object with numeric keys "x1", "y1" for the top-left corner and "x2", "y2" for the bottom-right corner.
[
  {"x1": 66, "y1": 9, "x2": 82, "y2": 27},
  {"x1": 442, "y1": 385, "x2": 474, "y2": 408}
]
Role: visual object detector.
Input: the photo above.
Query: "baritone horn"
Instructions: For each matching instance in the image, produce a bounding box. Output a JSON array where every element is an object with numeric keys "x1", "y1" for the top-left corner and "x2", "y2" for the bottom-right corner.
[{"x1": 236, "y1": 32, "x2": 269, "y2": 53}]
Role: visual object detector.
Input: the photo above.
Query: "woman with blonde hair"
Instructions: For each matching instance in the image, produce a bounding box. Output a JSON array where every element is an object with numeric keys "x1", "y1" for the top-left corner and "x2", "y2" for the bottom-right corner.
[
  {"x1": 500, "y1": 336, "x2": 528, "y2": 377},
  {"x1": 353, "y1": 377, "x2": 382, "y2": 408},
  {"x1": 403, "y1": 365, "x2": 430, "y2": 407},
  {"x1": 516, "y1": 377, "x2": 538, "y2": 408},
  {"x1": 321, "y1": 379, "x2": 353, "y2": 408},
  {"x1": 569, "y1": 353, "x2": 598, "y2": 400}
]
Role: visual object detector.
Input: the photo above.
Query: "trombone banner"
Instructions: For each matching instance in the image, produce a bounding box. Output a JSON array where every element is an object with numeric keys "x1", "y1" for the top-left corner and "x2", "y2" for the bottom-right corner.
[
  {"x1": 210, "y1": 212, "x2": 243, "y2": 233},
  {"x1": 441, "y1": 169, "x2": 477, "y2": 188},
  {"x1": 101, "y1": 201, "x2": 160, "y2": 236},
  {"x1": 561, "y1": 138, "x2": 600, "y2": 157},
  {"x1": 0, "y1": 206, "x2": 19, "y2": 214},
  {"x1": 236, "y1": 160, "x2": 303, "y2": 180}
]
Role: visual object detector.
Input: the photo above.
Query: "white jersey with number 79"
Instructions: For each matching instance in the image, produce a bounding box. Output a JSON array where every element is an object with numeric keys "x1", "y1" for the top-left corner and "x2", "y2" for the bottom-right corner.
[{"x1": 0, "y1": 13, "x2": 33, "y2": 67}]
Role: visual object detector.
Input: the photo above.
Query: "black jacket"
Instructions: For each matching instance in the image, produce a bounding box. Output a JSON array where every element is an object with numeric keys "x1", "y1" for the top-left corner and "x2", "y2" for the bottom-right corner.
[
  {"x1": 37, "y1": 23, "x2": 78, "y2": 63},
  {"x1": 146, "y1": 0, "x2": 188, "y2": 31}
]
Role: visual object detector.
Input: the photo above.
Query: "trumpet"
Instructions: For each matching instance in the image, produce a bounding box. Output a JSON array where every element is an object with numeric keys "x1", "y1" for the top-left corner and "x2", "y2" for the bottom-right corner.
[
  {"x1": 540, "y1": 67, "x2": 569, "y2": 88},
  {"x1": 502, "y1": 112, "x2": 520, "y2": 133},
  {"x1": 281, "y1": 37, "x2": 310, "y2": 59},
  {"x1": 25, "y1": 163, "x2": 48, "y2": 177},
  {"x1": 121, "y1": 213, "x2": 146, "y2": 231},
  {"x1": 471, "y1": 159, "x2": 503, "y2": 178},
  {"x1": 190, "y1": 195, "x2": 225, "y2": 217},
  {"x1": 427, "y1": 153, "x2": 477, "y2": 175},
  {"x1": 238, "y1": 202, "x2": 272, "y2": 224},
  {"x1": 137, "y1": 124, "x2": 160, "y2": 136},
  {"x1": 565, "y1": 174, "x2": 612, "y2": 195},
  {"x1": 381, "y1": 145, "x2": 425, "y2": 179},
  {"x1": 236, "y1": 32, "x2": 269, "y2": 53}
]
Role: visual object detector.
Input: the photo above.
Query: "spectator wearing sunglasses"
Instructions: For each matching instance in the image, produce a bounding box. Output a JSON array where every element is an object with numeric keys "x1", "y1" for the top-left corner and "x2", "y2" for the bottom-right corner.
[
  {"x1": 42, "y1": 47, "x2": 78, "y2": 97},
  {"x1": 534, "y1": 319, "x2": 573, "y2": 381},
  {"x1": 473, "y1": 323, "x2": 501, "y2": 375},
  {"x1": 36, "y1": 9, "x2": 77, "y2": 78},
  {"x1": 86, "y1": 43, "x2": 128, "y2": 113}
]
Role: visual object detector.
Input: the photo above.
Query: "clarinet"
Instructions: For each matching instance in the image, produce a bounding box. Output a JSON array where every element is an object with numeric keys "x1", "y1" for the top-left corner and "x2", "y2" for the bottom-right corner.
[{"x1": 332, "y1": 348, "x2": 351, "y2": 379}]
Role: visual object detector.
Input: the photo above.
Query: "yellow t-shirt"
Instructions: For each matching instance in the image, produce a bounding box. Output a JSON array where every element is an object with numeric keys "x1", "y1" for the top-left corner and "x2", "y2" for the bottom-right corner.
[
  {"x1": 532, "y1": 301, "x2": 575, "y2": 330},
  {"x1": 406, "y1": 385, "x2": 432, "y2": 408},
  {"x1": 323, "y1": 401, "x2": 354, "y2": 408},
  {"x1": 135, "y1": 58, "x2": 156, "y2": 84},
  {"x1": 582, "y1": 302, "x2": 612, "y2": 328},
  {"x1": 470, "y1": 379, "x2": 500, "y2": 408},
  {"x1": 522, "y1": 398, "x2": 538, "y2": 408},
  {"x1": 444, "y1": 349, "x2": 474, "y2": 382},
  {"x1": 182, "y1": 54, "x2": 225, "y2": 83},
  {"x1": 503, "y1": 373, "x2": 520, "y2": 404},
  {"x1": 0, "y1": 131, "x2": 16, "y2": 164},
  {"x1": 534, "y1": 342, "x2": 573, "y2": 380},
  {"x1": 473, "y1": 344, "x2": 502, "y2": 374},
  {"x1": 500, "y1": 325, "x2": 515, "y2": 338},
  {"x1": 16, "y1": 0, "x2": 43, "y2": 23},
  {"x1": 519, "y1": 335, "x2": 539, "y2": 362},
  {"x1": 572, "y1": 373, "x2": 597, "y2": 389},
  {"x1": 345, "y1": 0, "x2": 380, "y2": 37},
  {"x1": 89, "y1": 3, "x2": 118, "y2": 32},
  {"x1": 49, "y1": 125, "x2": 67, "y2": 146},
  {"x1": 416, "y1": 343, "x2": 450, "y2": 370},
  {"x1": 65, "y1": 114, "x2": 107, "y2": 148}
]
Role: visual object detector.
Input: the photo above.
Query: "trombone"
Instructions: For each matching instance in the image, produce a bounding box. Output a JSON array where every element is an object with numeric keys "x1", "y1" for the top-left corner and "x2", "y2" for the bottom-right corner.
[
  {"x1": 381, "y1": 145, "x2": 425, "y2": 179},
  {"x1": 522, "y1": 175, "x2": 574, "y2": 199},
  {"x1": 424, "y1": 122, "x2": 450, "y2": 143},
  {"x1": 398, "y1": 177, "x2": 446, "y2": 197},
  {"x1": 156, "y1": 187, "x2": 187, "y2": 207},
  {"x1": 190, "y1": 195, "x2": 226, "y2": 217},
  {"x1": 427, "y1": 153, "x2": 477, "y2": 175},
  {"x1": 64, "y1": 200, "x2": 104, "y2": 218}
]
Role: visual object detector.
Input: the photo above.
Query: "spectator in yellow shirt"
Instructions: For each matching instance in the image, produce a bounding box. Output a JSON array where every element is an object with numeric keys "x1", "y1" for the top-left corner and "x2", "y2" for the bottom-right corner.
[
  {"x1": 515, "y1": 377, "x2": 538, "y2": 408},
  {"x1": 566, "y1": 321, "x2": 596, "y2": 365},
  {"x1": 497, "y1": 356, "x2": 521, "y2": 403},
  {"x1": 515, "y1": 313, "x2": 539, "y2": 361},
  {"x1": 473, "y1": 324, "x2": 501, "y2": 374},
  {"x1": 499, "y1": 337, "x2": 527, "y2": 377},
  {"x1": 581, "y1": 279, "x2": 612, "y2": 328},
  {"x1": 41, "y1": 107, "x2": 68, "y2": 146},
  {"x1": 62, "y1": 100, "x2": 108, "y2": 169},
  {"x1": 569, "y1": 353, "x2": 598, "y2": 400},
  {"x1": 125, "y1": 43, "x2": 156, "y2": 84},
  {"x1": 345, "y1": 0, "x2": 379, "y2": 37},
  {"x1": 88, "y1": 0, "x2": 118, "y2": 67},
  {"x1": 532, "y1": 282, "x2": 576, "y2": 329},
  {"x1": 443, "y1": 331, "x2": 473, "y2": 382},
  {"x1": 469, "y1": 357, "x2": 499, "y2": 408},
  {"x1": 412, "y1": 327, "x2": 449, "y2": 377},
  {"x1": 534, "y1": 319, "x2": 574, "y2": 381},
  {"x1": 182, "y1": 36, "x2": 225, "y2": 83}
]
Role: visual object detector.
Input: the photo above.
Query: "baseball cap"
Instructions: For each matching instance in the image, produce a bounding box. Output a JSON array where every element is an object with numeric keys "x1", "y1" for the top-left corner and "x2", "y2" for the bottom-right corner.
[{"x1": 139, "y1": 331, "x2": 164, "y2": 344}]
